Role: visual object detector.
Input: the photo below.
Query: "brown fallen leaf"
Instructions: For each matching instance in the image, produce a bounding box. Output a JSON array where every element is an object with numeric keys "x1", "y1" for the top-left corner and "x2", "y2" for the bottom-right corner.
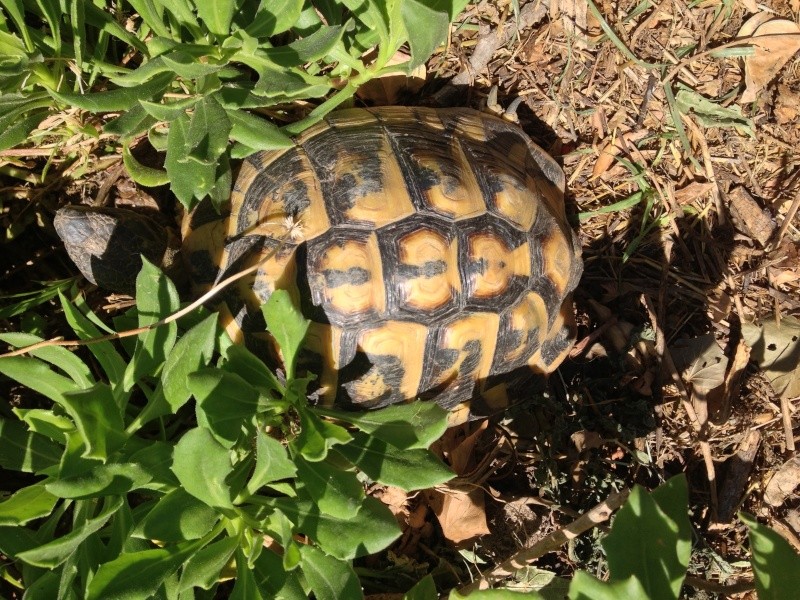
[
  {"x1": 764, "y1": 457, "x2": 800, "y2": 507},
  {"x1": 742, "y1": 315, "x2": 800, "y2": 400},
  {"x1": 670, "y1": 334, "x2": 728, "y2": 424},
  {"x1": 728, "y1": 187, "x2": 776, "y2": 247},
  {"x1": 427, "y1": 486, "x2": 491, "y2": 545},
  {"x1": 674, "y1": 181, "x2": 715, "y2": 206},
  {"x1": 591, "y1": 131, "x2": 648, "y2": 179},
  {"x1": 738, "y1": 16, "x2": 800, "y2": 103}
]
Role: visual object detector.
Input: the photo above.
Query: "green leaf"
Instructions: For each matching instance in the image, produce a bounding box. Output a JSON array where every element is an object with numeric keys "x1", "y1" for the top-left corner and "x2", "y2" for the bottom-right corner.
[
  {"x1": 0, "y1": 355, "x2": 79, "y2": 404},
  {"x1": 262, "y1": 289, "x2": 309, "y2": 380},
  {"x1": 0, "y1": 109, "x2": 47, "y2": 151},
  {"x1": 49, "y1": 72, "x2": 174, "y2": 112},
  {"x1": 59, "y1": 292, "x2": 127, "y2": 386},
  {"x1": 401, "y1": 0, "x2": 450, "y2": 69},
  {"x1": 195, "y1": 0, "x2": 236, "y2": 36},
  {"x1": 675, "y1": 88, "x2": 755, "y2": 137},
  {"x1": 139, "y1": 96, "x2": 198, "y2": 121},
  {"x1": 227, "y1": 108, "x2": 293, "y2": 151},
  {"x1": 252, "y1": 547, "x2": 307, "y2": 598},
  {"x1": 246, "y1": 429, "x2": 297, "y2": 495},
  {"x1": 45, "y1": 462, "x2": 152, "y2": 499},
  {"x1": 335, "y1": 430, "x2": 452, "y2": 490},
  {"x1": 295, "y1": 456, "x2": 364, "y2": 515},
  {"x1": 185, "y1": 95, "x2": 230, "y2": 164},
  {"x1": 103, "y1": 104, "x2": 157, "y2": 138},
  {"x1": 568, "y1": 572, "x2": 650, "y2": 600},
  {"x1": 122, "y1": 258, "x2": 180, "y2": 391},
  {"x1": 190, "y1": 369, "x2": 260, "y2": 447},
  {"x1": 179, "y1": 535, "x2": 239, "y2": 591},
  {"x1": 405, "y1": 575, "x2": 438, "y2": 600},
  {"x1": 60, "y1": 383, "x2": 127, "y2": 461},
  {"x1": 601, "y1": 475, "x2": 691, "y2": 600},
  {"x1": 294, "y1": 406, "x2": 352, "y2": 462},
  {"x1": 246, "y1": 0, "x2": 305, "y2": 37},
  {"x1": 0, "y1": 417, "x2": 62, "y2": 473},
  {"x1": 0, "y1": 332, "x2": 93, "y2": 387},
  {"x1": 0, "y1": 524, "x2": 41, "y2": 558},
  {"x1": 16, "y1": 496, "x2": 123, "y2": 568},
  {"x1": 264, "y1": 496, "x2": 401, "y2": 560},
  {"x1": 171, "y1": 427, "x2": 234, "y2": 509},
  {"x1": 122, "y1": 142, "x2": 170, "y2": 187},
  {"x1": 162, "y1": 313, "x2": 218, "y2": 411},
  {"x1": 300, "y1": 544, "x2": 363, "y2": 600},
  {"x1": 13, "y1": 408, "x2": 73, "y2": 442},
  {"x1": 135, "y1": 488, "x2": 220, "y2": 542},
  {"x1": 86, "y1": 540, "x2": 201, "y2": 600},
  {"x1": 231, "y1": 548, "x2": 264, "y2": 599},
  {"x1": 740, "y1": 512, "x2": 800, "y2": 599},
  {"x1": 165, "y1": 111, "x2": 197, "y2": 205},
  {"x1": 314, "y1": 401, "x2": 449, "y2": 449},
  {"x1": 0, "y1": 483, "x2": 59, "y2": 525},
  {"x1": 221, "y1": 344, "x2": 282, "y2": 396},
  {"x1": 263, "y1": 25, "x2": 345, "y2": 66}
]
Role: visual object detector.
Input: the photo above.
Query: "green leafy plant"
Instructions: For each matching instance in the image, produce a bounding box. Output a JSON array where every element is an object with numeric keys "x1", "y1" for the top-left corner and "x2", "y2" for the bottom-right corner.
[
  {"x1": 0, "y1": 260, "x2": 453, "y2": 598},
  {"x1": 0, "y1": 0, "x2": 468, "y2": 206}
]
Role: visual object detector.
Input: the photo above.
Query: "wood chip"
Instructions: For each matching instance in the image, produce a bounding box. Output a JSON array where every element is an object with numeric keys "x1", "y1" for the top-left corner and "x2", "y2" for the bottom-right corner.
[
  {"x1": 728, "y1": 187, "x2": 775, "y2": 246},
  {"x1": 715, "y1": 429, "x2": 761, "y2": 523},
  {"x1": 764, "y1": 457, "x2": 800, "y2": 507}
]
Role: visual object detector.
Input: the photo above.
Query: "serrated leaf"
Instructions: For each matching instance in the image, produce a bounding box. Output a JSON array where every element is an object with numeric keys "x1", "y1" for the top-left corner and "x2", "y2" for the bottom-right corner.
[
  {"x1": 45, "y1": 462, "x2": 152, "y2": 499},
  {"x1": 179, "y1": 535, "x2": 239, "y2": 591},
  {"x1": 262, "y1": 290, "x2": 309, "y2": 380},
  {"x1": 172, "y1": 427, "x2": 234, "y2": 509},
  {"x1": 195, "y1": 0, "x2": 236, "y2": 36},
  {"x1": 401, "y1": 0, "x2": 450, "y2": 69},
  {"x1": 221, "y1": 343, "x2": 283, "y2": 395},
  {"x1": 190, "y1": 369, "x2": 260, "y2": 447},
  {"x1": 300, "y1": 545, "x2": 363, "y2": 600},
  {"x1": 0, "y1": 417, "x2": 62, "y2": 473},
  {"x1": 246, "y1": 0, "x2": 304, "y2": 37},
  {"x1": 16, "y1": 496, "x2": 123, "y2": 568},
  {"x1": 675, "y1": 88, "x2": 755, "y2": 136},
  {"x1": 263, "y1": 496, "x2": 401, "y2": 560},
  {"x1": 314, "y1": 401, "x2": 449, "y2": 449},
  {"x1": 227, "y1": 108, "x2": 293, "y2": 150},
  {"x1": 135, "y1": 488, "x2": 220, "y2": 542},
  {"x1": 162, "y1": 313, "x2": 218, "y2": 411},
  {"x1": 335, "y1": 430, "x2": 452, "y2": 490},
  {"x1": 0, "y1": 483, "x2": 59, "y2": 525},
  {"x1": 49, "y1": 72, "x2": 174, "y2": 112},
  {"x1": 123, "y1": 258, "x2": 180, "y2": 391},
  {"x1": 295, "y1": 456, "x2": 364, "y2": 515},
  {"x1": 263, "y1": 25, "x2": 345, "y2": 66},
  {"x1": 246, "y1": 429, "x2": 297, "y2": 495},
  {"x1": 165, "y1": 112, "x2": 197, "y2": 206},
  {"x1": 139, "y1": 96, "x2": 198, "y2": 121},
  {"x1": 60, "y1": 383, "x2": 127, "y2": 461},
  {"x1": 740, "y1": 512, "x2": 800, "y2": 599},
  {"x1": 294, "y1": 406, "x2": 352, "y2": 462},
  {"x1": 86, "y1": 540, "x2": 201, "y2": 600}
]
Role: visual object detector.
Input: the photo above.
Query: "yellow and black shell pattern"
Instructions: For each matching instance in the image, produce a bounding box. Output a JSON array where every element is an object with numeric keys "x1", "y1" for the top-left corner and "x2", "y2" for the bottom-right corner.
[{"x1": 184, "y1": 107, "x2": 582, "y2": 416}]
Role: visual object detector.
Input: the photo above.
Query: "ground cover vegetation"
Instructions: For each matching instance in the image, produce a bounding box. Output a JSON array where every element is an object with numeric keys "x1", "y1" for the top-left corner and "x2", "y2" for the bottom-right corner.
[{"x1": 0, "y1": 0, "x2": 799, "y2": 598}]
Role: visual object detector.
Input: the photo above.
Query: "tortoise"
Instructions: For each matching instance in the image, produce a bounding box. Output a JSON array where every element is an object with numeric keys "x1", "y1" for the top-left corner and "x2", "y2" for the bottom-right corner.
[{"x1": 55, "y1": 105, "x2": 583, "y2": 419}]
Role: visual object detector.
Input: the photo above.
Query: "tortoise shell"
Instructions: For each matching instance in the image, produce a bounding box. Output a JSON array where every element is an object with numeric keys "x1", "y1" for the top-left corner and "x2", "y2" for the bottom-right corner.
[{"x1": 183, "y1": 106, "x2": 582, "y2": 416}]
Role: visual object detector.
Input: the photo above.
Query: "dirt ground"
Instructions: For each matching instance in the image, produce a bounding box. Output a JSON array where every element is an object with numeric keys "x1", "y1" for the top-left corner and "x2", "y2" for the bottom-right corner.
[{"x1": 1, "y1": 0, "x2": 799, "y2": 597}]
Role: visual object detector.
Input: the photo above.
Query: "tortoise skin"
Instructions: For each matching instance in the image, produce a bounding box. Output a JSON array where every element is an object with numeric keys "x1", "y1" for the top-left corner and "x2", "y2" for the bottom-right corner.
[{"x1": 184, "y1": 106, "x2": 582, "y2": 415}]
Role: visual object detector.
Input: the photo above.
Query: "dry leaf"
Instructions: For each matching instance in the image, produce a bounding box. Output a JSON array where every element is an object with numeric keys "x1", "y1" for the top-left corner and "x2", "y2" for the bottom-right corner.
[
  {"x1": 739, "y1": 16, "x2": 800, "y2": 103},
  {"x1": 674, "y1": 181, "x2": 715, "y2": 205},
  {"x1": 728, "y1": 187, "x2": 776, "y2": 246},
  {"x1": 571, "y1": 430, "x2": 605, "y2": 452},
  {"x1": 742, "y1": 315, "x2": 800, "y2": 399},
  {"x1": 764, "y1": 457, "x2": 800, "y2": 507},
  {"x1": 592, "y1": 131, "x2": 648, "y2": 179},
  {"x1": 427, "y1": 487, "x2": 491, "y2": 545},
  {"x1": 671, "y1": 335, "x2": 728, "y2": 424}
]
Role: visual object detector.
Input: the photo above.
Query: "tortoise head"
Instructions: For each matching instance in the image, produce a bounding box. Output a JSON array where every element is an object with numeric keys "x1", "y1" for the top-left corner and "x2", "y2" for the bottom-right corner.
[{"x1": 54, "y1": 206, "x2": 173, "y2": 294}]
